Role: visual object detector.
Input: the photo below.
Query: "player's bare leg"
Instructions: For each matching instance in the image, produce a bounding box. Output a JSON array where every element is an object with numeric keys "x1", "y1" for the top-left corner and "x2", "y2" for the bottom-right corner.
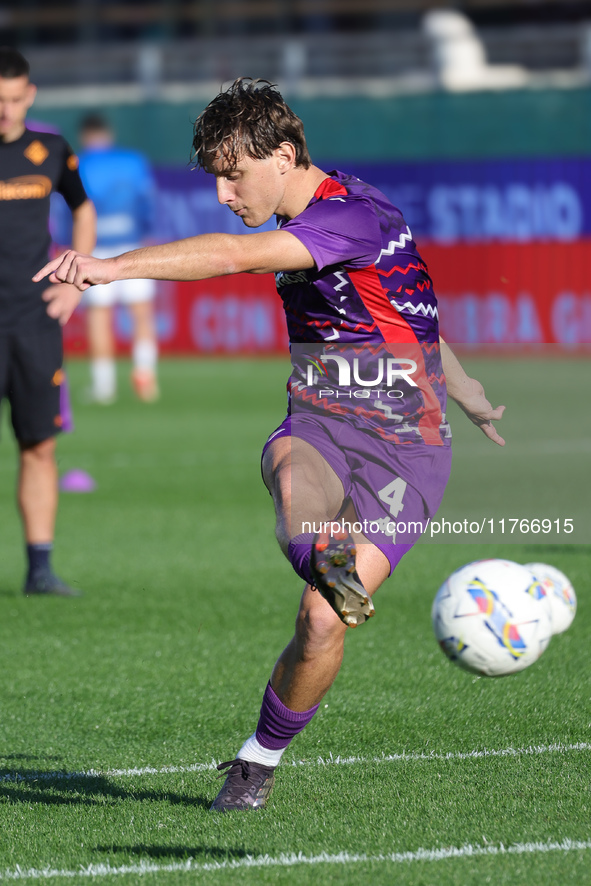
[
  {"x1": 129, "y1": 300, "x2": 159, "y2": 402},
  {"x1": 264, "y1": 435, "x2": 344, "y2": 549},
  {"x1": 263, "y1": 435, "x2": 375, "y2": 626},
  {"x1": 271, "y1": 541, "x2": 390, "y2": 711},
  {"x1": 18, "y1": 437, "x2": 58, "y2": 544},
  {"x1": 210, "y1": 439, "x2": 389, "y2": 811},
  {"x1": 87, "y1": 304, "x2": 116, "y2": 404},
  {"x1": 18, "y1": 438, "x2": 78, "y2": 596}
]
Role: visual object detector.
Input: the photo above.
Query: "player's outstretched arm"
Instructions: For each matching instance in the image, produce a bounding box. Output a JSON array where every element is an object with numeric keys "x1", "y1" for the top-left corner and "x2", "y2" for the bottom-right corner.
[
  {"x1": 34, "y1": 230, "x2": 314, "y2": 290},
  {"x1": 440, "y1": 338, "x2": 506, "y2": 446}
]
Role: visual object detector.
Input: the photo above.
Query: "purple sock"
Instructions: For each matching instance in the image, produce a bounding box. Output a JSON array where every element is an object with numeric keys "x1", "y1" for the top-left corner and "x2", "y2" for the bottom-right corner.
[
  {"x1": 256, "y1": 682, "x2": 319, "y2": 750},
  {"x1": 287, "y1": 533, "x2": 315, "y2": 584},
  {"x1": 26, "y1": 542, "x2": 52, "y2": 580}
]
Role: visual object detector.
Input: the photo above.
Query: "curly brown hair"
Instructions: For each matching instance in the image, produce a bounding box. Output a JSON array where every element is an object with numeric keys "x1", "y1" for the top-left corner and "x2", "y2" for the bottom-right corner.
[{"x1": 192, "y1": 78, "x2": 311, "y2": 172}]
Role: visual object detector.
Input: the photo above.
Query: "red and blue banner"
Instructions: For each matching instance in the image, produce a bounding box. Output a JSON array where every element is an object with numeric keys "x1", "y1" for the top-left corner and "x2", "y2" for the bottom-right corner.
[{"x1": 63, "y1": 159, "x2": 591, "y2": 355}]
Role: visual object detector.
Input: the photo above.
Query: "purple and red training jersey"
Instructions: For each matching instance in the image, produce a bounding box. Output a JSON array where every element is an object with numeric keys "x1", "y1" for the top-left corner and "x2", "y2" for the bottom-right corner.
[{"x1": 276, "y1": 171, "x2": 450, "y2": 447}]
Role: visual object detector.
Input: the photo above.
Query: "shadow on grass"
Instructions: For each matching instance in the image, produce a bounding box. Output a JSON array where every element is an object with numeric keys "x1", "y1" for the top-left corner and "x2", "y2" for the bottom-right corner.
[
  {"x1": 0, "y1": 768, "x2": 211, "y2": 810},
  {"x1": 95, "y1": 845, "x2": 249, "y2": 862},
  {"x1": 0, "y1": 753, "x2": 63, "y2": 762}
]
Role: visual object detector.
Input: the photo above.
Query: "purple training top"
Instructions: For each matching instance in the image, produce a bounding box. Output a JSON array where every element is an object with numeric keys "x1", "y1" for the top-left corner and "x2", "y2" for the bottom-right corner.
[{"x1": 276, "y1": 171, "x2": 450, "y2": 447}]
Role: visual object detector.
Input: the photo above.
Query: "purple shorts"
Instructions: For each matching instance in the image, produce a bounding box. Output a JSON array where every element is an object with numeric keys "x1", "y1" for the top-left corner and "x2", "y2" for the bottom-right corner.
[{"x1": 262, "y1": 413, "x2": 451, "y2": 575}]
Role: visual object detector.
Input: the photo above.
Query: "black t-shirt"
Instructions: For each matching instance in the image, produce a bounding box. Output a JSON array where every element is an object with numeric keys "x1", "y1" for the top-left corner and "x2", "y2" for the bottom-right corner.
[{"x1": 0, "y1": 128, "x2": 88, "y2": 331}]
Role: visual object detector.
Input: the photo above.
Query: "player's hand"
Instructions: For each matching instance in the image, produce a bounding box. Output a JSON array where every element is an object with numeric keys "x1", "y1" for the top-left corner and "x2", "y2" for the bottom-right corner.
[
  {"x1": 452, "y1": 377, "x2": 506, "y2": 446},
  {"x1": 41, "y1": 283, "x2": 83, "y2": 326},
  {"x1": 33, "y1": 249, "x2": 114, "y2": 292}
]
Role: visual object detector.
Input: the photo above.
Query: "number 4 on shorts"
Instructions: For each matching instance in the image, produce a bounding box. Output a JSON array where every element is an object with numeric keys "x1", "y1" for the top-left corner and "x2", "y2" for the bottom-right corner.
[{"x1": 378, "y1": 477, "x2": 407, "y2": 518}]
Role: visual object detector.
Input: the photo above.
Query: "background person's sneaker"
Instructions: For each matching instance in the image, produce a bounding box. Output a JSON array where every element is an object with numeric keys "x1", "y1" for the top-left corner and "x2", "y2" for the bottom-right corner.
[
  {"x1": 23, "y1": 571, "x2": 81, "y2": 597},
  {"x1": 131, "y1": 369, "x2": 159, "y2": 403},
  {"x1": 210, "y1": 758, "x2": 275, "y2": 811}
]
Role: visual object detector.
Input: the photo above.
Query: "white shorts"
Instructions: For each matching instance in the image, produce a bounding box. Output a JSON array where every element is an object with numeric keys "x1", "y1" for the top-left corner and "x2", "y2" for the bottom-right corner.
[{"x1": 83, "y1": 245, "x2": 156, "y2": 307}]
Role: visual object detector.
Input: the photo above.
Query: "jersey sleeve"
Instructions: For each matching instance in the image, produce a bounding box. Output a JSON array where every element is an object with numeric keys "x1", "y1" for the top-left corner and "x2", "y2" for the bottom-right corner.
[
  {"x1": 55, "y1": 139, "x2": 89, "y2": 211},
  {"x1": 280, "y1": 193, "x2": 381, "y2": 271}
]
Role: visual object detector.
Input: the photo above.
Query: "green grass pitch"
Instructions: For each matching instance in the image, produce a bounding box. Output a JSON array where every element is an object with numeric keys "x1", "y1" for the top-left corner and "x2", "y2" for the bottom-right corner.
[{"x1": 0, "y1": 356, "x2": 589, "y2": 885}]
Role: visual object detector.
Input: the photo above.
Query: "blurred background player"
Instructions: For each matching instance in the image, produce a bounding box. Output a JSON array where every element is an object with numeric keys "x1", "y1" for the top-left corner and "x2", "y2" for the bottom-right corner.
[
  {"x1": 0, "y1": 47, "x2": 96, "y2": 595},
  {"x1": 78, "y1": 113, "x2": 159, "y2": 403}
]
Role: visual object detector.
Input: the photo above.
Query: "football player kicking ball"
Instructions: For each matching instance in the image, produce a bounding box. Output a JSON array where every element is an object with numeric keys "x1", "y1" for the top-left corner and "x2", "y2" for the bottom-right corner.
[{"x1": 35, "y1": 79, "x2": 505, "y2": 810}]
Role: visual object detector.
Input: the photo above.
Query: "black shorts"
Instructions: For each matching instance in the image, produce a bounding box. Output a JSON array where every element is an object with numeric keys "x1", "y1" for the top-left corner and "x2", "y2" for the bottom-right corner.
[{"x1": 0, "y1": 325, "x2": 64, "y2": 443}]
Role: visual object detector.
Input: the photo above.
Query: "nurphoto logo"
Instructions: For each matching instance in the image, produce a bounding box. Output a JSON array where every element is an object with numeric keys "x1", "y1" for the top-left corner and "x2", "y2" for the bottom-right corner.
[{"x1": 305, "y1": 353, "x2": 418, "y2": 399}]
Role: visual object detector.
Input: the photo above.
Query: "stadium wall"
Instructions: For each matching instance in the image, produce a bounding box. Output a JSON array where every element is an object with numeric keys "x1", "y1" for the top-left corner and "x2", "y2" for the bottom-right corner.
[
  {"x1": 41, "y1": 87, "x2": 591, "y2": 353},
  {"x1": 36, "y1": 88, "x2": 591, "y2": 163}
]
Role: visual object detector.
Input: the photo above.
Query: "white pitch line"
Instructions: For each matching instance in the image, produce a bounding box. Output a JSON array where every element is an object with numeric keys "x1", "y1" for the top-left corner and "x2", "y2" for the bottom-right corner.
[
  {"x1": 1, "y1": 741, "x2": 589, "y2": 784},
  {"x1": 1, "y1": 839, "x2": 590, "y2": 881}
]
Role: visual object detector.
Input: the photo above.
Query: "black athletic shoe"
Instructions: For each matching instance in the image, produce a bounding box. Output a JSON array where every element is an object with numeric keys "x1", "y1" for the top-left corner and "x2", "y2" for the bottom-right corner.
[
  {"x1": 311, "y1": 531, "x2": 375, "y2": 628},
  {"x1": 210, "y1": 758, "x2": 275, "y2": 811},
  {"x1": 23, "y1": 571, "x2": 81, "y2": 597}
]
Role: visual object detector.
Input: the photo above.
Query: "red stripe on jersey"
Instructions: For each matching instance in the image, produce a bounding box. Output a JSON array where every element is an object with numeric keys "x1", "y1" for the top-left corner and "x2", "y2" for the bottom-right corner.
[
  {"x1": 314, "y1": 177, "x2": 349, "y2": 200},
  {"x1": 348, "y1": 264, "x2": 443, "y2": 445},
  {"x1": 348, "y1": 265, "x2": 417, "y2": 344}
]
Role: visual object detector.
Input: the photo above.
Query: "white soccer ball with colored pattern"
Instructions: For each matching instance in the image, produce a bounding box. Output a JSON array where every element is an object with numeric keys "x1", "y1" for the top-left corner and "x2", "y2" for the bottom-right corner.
[
  {"x1": 525, "y1": 563, "x2": 576, "y2": 635},
  {"x1": 432, "y1": 559, "x2": 553, "y2": 677}
]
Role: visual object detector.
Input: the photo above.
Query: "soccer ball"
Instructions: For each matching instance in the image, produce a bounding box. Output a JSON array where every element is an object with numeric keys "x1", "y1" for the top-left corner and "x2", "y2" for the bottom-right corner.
[
  {"x1": 525, "y1": 562, "x2": 576, "y2": 635},
  {"x1": 432, "y1": 559, "x2": 553, "y2": 677}
]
